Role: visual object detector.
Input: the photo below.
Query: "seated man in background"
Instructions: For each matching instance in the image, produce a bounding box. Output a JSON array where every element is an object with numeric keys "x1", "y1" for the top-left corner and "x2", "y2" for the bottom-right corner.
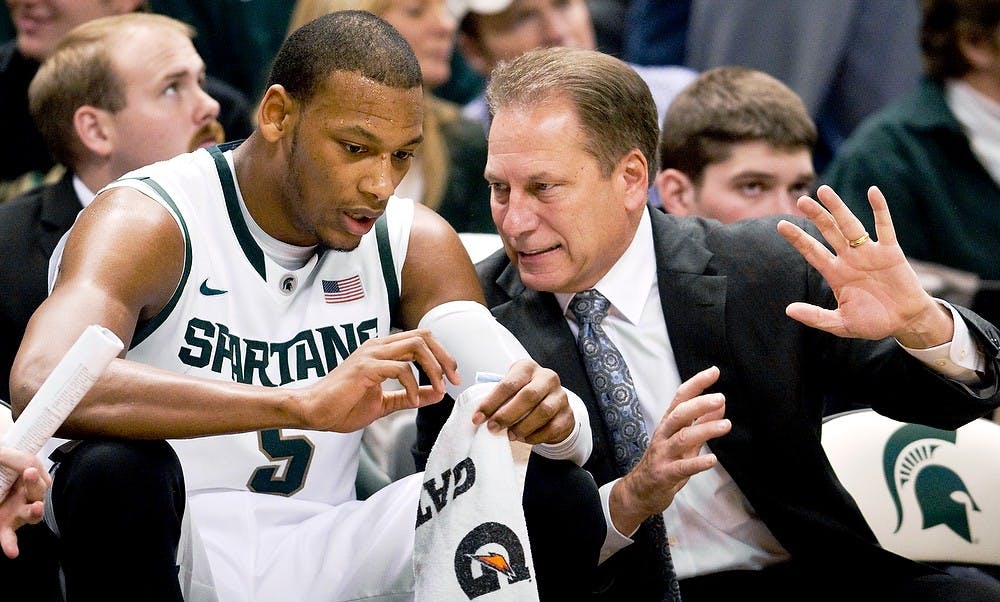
[
  {"x1": 416, "y1": 46, "x2": 1000, "y2": 600},
  {"x1": 823, "y1": 0, "x2": 1000, "y2": 328},
  {"x1": 654, "y1": 65, "x2": 982, "y2": 420},
  {"x1": 654, "y1": 65, "x2": 817, "y2": 221},
  {"x1": 0, "y1": 12, "x2": 225, "y2": 600},
  {"x1": 0, "y1": 0, "x2": 251, "y2": 201}
]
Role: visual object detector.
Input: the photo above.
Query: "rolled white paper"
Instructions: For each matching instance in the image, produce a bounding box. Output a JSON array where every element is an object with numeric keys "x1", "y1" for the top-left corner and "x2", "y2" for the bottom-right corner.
[{"x1": 0, "y1": 324, "x2": 123, "y2": 498}]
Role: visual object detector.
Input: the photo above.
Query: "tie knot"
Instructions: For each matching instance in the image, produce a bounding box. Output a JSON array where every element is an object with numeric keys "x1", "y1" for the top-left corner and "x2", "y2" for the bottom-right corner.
[{"x1": 569, "y1": 289, "x2": 611, "y2": 325}]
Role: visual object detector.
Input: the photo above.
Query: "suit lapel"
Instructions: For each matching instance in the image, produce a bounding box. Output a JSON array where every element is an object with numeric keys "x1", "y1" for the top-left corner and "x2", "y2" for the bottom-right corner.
[
  {"x1": 38, "y1": 171, "x2": 84, "y2": 257},
  {"x1": 648, "y1": 211, "x2": 750, "y2": 462},
  {"x1": 491, "y1": 264, "x2": 619, "y2": 480}
]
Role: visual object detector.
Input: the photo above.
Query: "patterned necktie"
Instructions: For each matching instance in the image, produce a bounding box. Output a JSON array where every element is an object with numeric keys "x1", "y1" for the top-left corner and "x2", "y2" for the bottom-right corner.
[{"x1": 569, "y1": 289, "x2": 681, "y2": 602}]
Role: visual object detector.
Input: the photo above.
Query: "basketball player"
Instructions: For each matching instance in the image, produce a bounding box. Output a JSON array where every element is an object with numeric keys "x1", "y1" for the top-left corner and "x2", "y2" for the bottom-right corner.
[{"x1": 10, "y1": 11, "x2": 597, "y2": 600}]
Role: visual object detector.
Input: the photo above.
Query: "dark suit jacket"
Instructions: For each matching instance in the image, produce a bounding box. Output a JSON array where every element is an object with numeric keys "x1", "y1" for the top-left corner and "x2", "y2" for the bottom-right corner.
[
  {"x1": 416, "y1": 210, "x2": 1000, "y2": 599},
  {"x1": 0, "y1": 171, "x2": 81, "y2": 403}
]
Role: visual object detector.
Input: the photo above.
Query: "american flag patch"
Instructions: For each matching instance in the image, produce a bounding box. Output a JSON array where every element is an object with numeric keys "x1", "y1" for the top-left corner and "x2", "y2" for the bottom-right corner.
[{"x1": 322, "y1": 275, "x2": 365, "y2": 304}]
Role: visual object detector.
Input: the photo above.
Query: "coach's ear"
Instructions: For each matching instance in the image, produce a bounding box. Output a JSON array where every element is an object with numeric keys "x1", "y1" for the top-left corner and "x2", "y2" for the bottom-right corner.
[
  {"x1": 655, "y1": 168, "x2": 697, "y2": 217},
  {"x1": 257, "y1": 84, "x2": 297, "y2": 143}
]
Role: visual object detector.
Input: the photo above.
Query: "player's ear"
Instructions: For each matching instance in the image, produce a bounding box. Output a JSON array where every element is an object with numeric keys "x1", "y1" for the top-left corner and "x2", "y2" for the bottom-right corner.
[
  {"x1": 257, "y1": 84, "x2": 297, "y2": 143},
  {"x1": 656, "y1": 168, "x2": 697, "y2": 217}
]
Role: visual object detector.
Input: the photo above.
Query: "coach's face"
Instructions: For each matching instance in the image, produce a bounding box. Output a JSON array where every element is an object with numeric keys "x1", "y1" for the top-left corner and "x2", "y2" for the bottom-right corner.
[
  {"x1": 486, "y1": 93, "x2": 647, "y2": 294},
  {"x1": 268, "y1": 71, "x2": 423, "y2": 251}
]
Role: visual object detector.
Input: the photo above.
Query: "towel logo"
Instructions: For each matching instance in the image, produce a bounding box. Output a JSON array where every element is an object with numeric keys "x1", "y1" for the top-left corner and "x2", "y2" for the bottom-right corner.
[
  {"x1": 417, "y1": 457, "x2": 476, "y2": 527},
  {"x1": 455, "y1": 522, "x2": 531, "y2": 598},
  {"x1": 883, "y1": 424, "x2": 979, "y2": 542}
]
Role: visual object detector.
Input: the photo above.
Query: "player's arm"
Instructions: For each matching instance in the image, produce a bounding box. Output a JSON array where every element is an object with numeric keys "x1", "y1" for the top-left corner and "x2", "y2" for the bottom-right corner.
[
  {"x1": 400, "y1": 206, "x2": 588, "y2": 458},
  {"x1": 10, "y1": 189, "x2": 454, "y2": 439}
]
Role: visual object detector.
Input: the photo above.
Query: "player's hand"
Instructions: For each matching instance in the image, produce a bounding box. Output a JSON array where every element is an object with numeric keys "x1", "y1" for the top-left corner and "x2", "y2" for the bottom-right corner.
[
  {"x1": 610, "y1": 366, "x2": 729, "y2": 535},
  {"x1": 0, "y1": 447, "x2": 50, "y2": 559},
  {"x1": 470, "y1": 359, "x2": 575, "y2": 445},
  {"x1": 298, "y1": 329, "x2": 459, "y2": 432},
  {"x1": 777, "y1": 185, "x2": 954, "y2": 348}
]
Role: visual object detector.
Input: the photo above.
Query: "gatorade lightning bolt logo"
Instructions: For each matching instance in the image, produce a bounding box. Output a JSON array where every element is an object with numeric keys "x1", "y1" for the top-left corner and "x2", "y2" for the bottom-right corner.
[
  {"x1": 455, "y1": 522, "x2": 531, "y2": 599},
  {"x1": 467, "y1": 552, "x2": 517, "y2": 580},
  {"x1": 883, "y1": 423, "x2": 980, "y2": 542}
]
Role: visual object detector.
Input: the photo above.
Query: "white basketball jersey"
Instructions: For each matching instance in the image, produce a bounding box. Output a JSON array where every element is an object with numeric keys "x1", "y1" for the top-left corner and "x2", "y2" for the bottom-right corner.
[{"x1": 104, "y1": 144, "x2": 413, "y2": 505}]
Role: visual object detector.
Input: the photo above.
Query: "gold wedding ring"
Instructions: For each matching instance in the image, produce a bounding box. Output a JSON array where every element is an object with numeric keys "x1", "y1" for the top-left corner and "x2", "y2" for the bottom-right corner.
[{"x1": 848, "y1": 233, "x2": 870, "y2": 248}]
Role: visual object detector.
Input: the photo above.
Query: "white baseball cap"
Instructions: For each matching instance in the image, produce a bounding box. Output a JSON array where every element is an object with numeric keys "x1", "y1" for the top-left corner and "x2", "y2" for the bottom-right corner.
[{"x1": 447, "y1": 0, "x2": 514, "y2": 18}]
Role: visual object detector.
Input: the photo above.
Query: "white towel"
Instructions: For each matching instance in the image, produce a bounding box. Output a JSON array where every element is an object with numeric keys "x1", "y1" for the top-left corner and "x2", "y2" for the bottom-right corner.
[{"x1": 414, "y1": 379, "x2": 539, "y2": 602}]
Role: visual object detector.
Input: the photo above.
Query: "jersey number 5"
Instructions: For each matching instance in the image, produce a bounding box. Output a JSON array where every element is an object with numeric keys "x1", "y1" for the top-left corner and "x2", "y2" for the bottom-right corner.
[{"x1": 249, "y1": 428, "x2": 315, "y2": 496}]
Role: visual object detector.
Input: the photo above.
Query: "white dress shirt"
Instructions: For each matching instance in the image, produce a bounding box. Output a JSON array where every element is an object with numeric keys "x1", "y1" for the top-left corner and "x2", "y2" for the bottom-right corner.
[{"x1": 554, "y1": 208, "x2": 986, "y2": 579}]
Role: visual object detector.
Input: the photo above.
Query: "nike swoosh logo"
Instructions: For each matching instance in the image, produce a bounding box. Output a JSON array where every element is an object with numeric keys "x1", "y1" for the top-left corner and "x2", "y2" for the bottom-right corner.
[{"x1": 199, "y1": 278, "x2": 228, "y2": 296}]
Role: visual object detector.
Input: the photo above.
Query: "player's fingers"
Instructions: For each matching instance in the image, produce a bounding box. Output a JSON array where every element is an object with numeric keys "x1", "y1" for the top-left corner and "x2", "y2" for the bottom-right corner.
[
  {"x1": 472, "y1": 361, "x2": 556, "y2": 425},
  {"x1": 381, "y1": 384, "x2": 445, "y2": 412},
  {"x1": 366, "y1": 332, "x2": 451, "y2": 396},
  {"x1": 505, "y1": 397, "x2": 574, "y2": 444},
  {"x1": 394, "y1": 328, "x2": 459, "y2": 389}
]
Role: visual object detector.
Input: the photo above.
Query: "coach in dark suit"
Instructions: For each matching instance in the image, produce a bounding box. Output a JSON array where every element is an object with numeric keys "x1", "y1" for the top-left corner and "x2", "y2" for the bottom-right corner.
[{"x1": 416, "y1": 47, "x2": 1000, "y2": 601}]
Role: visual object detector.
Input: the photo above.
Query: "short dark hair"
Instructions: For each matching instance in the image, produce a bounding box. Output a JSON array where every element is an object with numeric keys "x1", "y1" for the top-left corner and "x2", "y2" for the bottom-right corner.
[
  {"x1": 921, "y1": 0, "x2": 1000, "y2": 81},
  {"x1": 267, "y1": 10, "x2": 422, "y2": 103}
]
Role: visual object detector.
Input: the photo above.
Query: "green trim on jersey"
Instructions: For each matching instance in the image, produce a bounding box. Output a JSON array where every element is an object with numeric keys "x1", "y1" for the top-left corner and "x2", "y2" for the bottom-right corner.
[
  {"x1": 206, "y1": 142, "x2": 401, "y2": 321},
  {"x1": 129, "y1": 176, "x2": 193, "y2": 348},
  {"x1": 374, "y1": 214, "x2": 400, "y2": 321},
  {"x1": 208, "y1": 144, "x2": 267, "y2": 280}
]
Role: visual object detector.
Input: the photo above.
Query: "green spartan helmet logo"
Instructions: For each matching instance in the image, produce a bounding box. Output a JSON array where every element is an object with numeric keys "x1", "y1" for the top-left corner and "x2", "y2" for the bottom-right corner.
[{"x1": 883, "y1": 424, "x2": 980, "y2": 542}]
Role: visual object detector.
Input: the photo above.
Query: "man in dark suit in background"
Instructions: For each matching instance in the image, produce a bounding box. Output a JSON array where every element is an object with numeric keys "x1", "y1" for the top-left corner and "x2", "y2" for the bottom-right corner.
[
  {"x1": 416, "y1": 47, "x2": 1000, "y2": 601},
  {"x1": 0, "y1": 14, "x2": 223, "y2": 598},
  {"x1": 0, "y1": 12, "x2": 223, "y2": 404}
]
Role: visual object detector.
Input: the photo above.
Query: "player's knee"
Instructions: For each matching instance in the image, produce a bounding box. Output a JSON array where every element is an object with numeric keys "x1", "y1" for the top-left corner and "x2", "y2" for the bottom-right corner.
[{"x1": 52, "y1": 439, "x2": 184, "y2": 516}]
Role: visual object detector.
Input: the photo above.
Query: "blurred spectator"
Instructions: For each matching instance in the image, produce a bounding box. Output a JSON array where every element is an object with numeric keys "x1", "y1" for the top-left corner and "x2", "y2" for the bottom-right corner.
[
  {"x1": 585, "y1": 0, "x2": 627, "y2": 57},
  {"x1": 654, "y1": 66, "x2": 815, "y2": 221},
  {"x1": 624, "y1": 0, "x2": 691, "y2": 66},
  {"x1": 0, "y1": 0, "x2": 251, "y2": 202},
  {"x1": 148, "y1": 0, "x2": 296, "y2": 103},
  {"x1": 823, "y1": 0, "x2": 1000, "y2": 327},
  {"x1": 677, "y1": 0, "x2": 922, "y2": 172},
  {"x1": 458, "y1": 0, "x2": 697, "y2": 134}
]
